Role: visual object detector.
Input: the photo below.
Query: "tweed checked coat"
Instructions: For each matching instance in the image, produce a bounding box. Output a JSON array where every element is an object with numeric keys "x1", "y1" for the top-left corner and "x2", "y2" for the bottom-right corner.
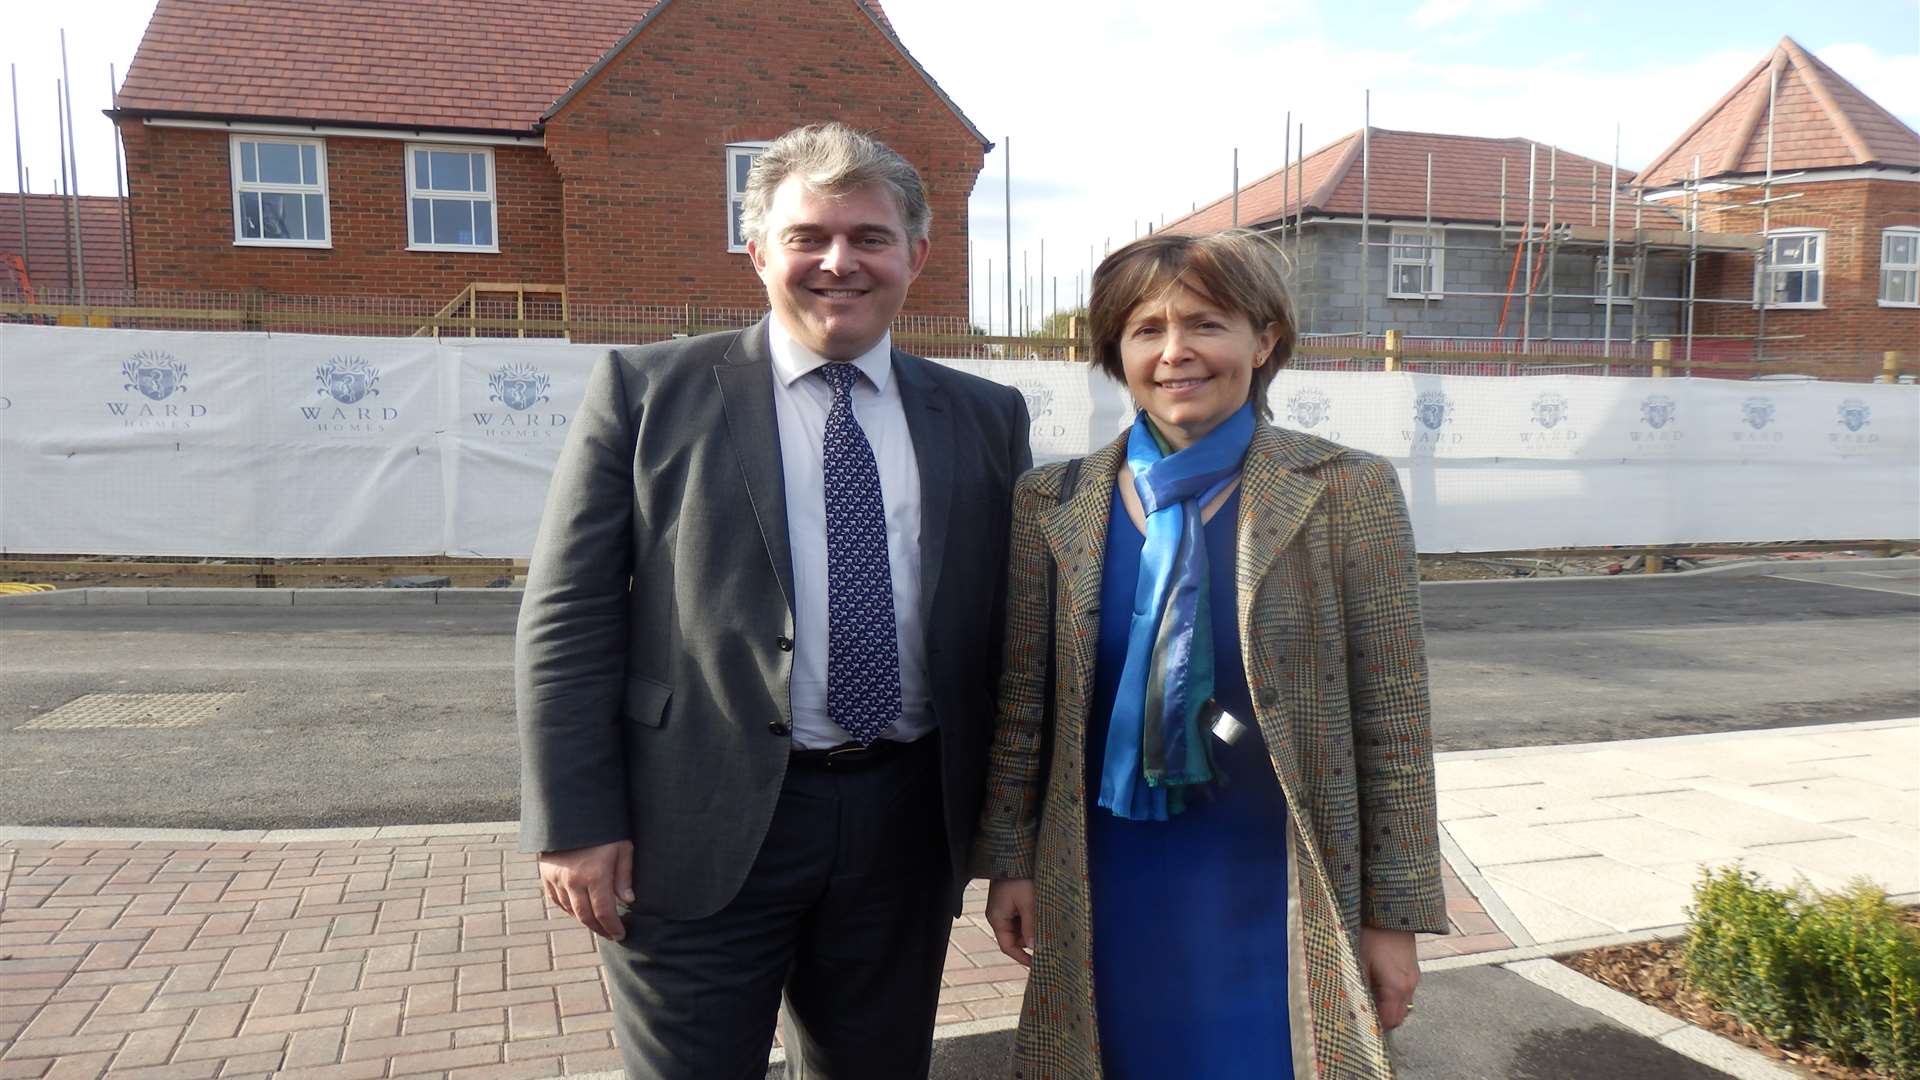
[{"x1": 972, "y1": 423, "x2": 1446, "y2": 1080}]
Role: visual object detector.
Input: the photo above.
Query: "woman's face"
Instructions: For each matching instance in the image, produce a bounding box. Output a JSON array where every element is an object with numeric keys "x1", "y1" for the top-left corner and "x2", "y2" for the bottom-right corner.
[{"x1": 1118, "y1": 285, "x2": 1280, "y2": 451}]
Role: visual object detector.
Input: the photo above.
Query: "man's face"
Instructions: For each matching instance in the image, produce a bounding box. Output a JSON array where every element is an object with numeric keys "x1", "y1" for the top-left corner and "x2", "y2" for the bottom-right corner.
[{"x1": 748, "y1": 174, "x2": 930, "y2": 360}]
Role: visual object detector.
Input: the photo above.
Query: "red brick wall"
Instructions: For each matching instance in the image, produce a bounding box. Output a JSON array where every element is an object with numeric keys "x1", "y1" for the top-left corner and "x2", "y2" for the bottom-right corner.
[
  {"x1": 1690, "y1": 177, "x2": 1920, "y2": 366},
  {"x1": 118, "y1": 123, "x2": 565, "y2": 302},
  {"x1": 542, "y1": 0, "x2": 985, "y2": 319}
]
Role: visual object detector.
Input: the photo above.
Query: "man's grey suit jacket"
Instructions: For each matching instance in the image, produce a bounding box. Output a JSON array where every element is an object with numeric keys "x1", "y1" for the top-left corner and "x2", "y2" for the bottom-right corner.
[{"x1": 516, "y1": 319, "x2": 1032, "y2": 920}]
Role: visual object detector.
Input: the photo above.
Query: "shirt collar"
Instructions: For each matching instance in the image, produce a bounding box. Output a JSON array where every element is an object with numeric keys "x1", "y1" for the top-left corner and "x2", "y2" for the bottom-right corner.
[{"x1": 767, "y1": 316, "x2": 893, "y2": 393}]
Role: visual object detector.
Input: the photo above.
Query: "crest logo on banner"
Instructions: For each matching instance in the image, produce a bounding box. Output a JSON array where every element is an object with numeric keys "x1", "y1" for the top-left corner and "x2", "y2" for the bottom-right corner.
[
  {"x1": 1414, "y1": 392, "x2": 1453, "y2": 431},
  {"x1": 489, "y1": 364, "x2": 552, "y2": 412},
  {"x1": 1286, "y1": 388, "x2": 1332, "y2": 430},
  {"x1": 1741, "y1": 397, "x2": 1775, "y2": 430},
  {"x1": 122, "y1": 351, "x2": 188, "y2": 401},
  {"x1": 316, "y1": 356, "x2": 381, "y2": 405},
  {"x1": 1640, "y1": 395, "x2": 1676, "y2": 430},
  {"x1": 1010, "y1": 379, "x2": 1068, "y2": 443},
  {"x1": 472, "y1": 361, "x2": 568, "y2": 439},
  {"x1": 1530, "y1": 393, "x2": 1569, "y2": 430},
  {"x1": 1832, "y1": 399, "x2": 1877, "y2": 445},
  {"x1": 109, "y1": 350, "x2": 207, "y2": 428}
]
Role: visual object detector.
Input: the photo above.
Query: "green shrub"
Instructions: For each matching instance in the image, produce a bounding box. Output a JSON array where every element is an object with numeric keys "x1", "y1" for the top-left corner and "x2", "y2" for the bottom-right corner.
[{"x1": 1683, "y1": 866, "x2": 1920, "y2": 1078}]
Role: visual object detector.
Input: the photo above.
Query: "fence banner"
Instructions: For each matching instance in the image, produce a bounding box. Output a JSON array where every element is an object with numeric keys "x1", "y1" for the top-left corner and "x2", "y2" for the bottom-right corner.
[{"x1": 1, "y1": 325, "x2": 1913, "y2": 557}]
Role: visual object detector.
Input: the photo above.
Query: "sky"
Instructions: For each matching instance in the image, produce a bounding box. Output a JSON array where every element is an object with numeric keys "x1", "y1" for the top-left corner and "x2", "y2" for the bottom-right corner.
[{"x1": 6, "y1": 0, "x2": 1917, "y2": 331}]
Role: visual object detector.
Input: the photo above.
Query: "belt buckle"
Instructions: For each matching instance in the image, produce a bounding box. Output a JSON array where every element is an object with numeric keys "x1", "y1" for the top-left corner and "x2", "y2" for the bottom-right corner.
[{"x1": 824, "y1": 743, "x2": 870, "y2": 768}]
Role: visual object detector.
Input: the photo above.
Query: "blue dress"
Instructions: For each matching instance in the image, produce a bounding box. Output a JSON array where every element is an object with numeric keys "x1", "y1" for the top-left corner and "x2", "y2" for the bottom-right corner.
[{"x1": 1086, "y1": 485, "x2": 1295, "y2": 1079}]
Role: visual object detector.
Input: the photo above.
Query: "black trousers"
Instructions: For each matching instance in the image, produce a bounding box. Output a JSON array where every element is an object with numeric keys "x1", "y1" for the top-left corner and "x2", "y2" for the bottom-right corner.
[{"x1": 598, "y1": 735, "x2": 953, "y2": 1080}]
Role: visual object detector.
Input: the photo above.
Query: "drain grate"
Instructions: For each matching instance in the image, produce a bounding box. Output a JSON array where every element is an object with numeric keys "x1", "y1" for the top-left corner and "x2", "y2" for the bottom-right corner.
[{"x1": 20, "y1": 692, "x2": 241, "y2": 730}]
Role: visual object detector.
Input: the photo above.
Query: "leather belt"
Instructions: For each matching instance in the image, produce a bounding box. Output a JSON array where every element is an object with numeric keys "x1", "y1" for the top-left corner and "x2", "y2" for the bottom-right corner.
[{"x1": 788, "y1": 735, "x2": 926, "y2": 771}]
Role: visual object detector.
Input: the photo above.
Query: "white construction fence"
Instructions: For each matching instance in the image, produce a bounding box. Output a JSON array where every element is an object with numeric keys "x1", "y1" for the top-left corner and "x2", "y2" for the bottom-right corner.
[{"x1": 0, "y1": 325, "x2": 1913, "y2": 557}]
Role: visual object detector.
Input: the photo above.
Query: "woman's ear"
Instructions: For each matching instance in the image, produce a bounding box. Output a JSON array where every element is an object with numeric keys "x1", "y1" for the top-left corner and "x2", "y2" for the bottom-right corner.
[{"x1": 1253, "y1": 321, "x2": 1283, "y2": 367}]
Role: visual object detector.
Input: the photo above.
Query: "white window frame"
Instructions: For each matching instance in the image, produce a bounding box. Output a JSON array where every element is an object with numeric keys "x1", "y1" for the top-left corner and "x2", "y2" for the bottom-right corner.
[
  {"x1": 1879, "y1": 226, "x2": 1920, "y2": 308},
  {"x1": 405, "y1": 144, "x2": 499, "y2": 254},
  {"x1": 1593, "y1": 257, "x2": 1638, "y2": 305},
  {"x1": 1387, "y1": 227, "x2": 1444, "y2": 299},
  {"x1": 726, "y1": 142, "x2": 771, "y2": 254},
  {"x1": 229, "y1": 135, "x2": 330, "y2": 249},
  {"x1": 1758, "y1": 228, "x2": 1825, "y2": 309}
]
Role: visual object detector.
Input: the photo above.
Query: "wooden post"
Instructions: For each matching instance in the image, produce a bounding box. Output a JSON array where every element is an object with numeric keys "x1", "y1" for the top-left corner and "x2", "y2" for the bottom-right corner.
[
  {"x1": 1069, "y1": 315, "x2": 1084, "y2": 362},
  {"x1": 1643, "y1": 547, "x2": 1662, "y2": 575},
  {"x1": 1383, "y1": 328, "x2": 1403, "y2": 372},
  {"x1": 1651, "y1": 338, "x2": 1671, "y2": 379},
  {"x1": 1884, "y1": 351, "x2": 1902, "y2": 385}
]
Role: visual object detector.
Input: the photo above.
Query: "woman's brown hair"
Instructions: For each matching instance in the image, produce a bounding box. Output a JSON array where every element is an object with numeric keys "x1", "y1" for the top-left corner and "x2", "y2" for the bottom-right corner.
[{"x1": 1088, "y1": 229, "x2": 1298, "y2": 420}]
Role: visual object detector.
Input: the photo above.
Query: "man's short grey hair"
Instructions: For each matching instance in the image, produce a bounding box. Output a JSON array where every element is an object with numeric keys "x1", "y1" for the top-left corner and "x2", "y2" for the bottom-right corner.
[{"x1": 739, "y1": 123, "x2": 932, "y2": 246}]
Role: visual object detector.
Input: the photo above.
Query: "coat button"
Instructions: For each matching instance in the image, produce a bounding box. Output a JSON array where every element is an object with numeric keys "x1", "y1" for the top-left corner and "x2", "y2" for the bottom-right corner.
[
  {"x1": 769, "y1": 720, "x2": 792, "y2": 736},
  {"x1": 1258, "y1": 688, "x2": 1279, "y2": 705},
  {"x1": 776, "y1": 636, "x2": 793, "y2": 652}
]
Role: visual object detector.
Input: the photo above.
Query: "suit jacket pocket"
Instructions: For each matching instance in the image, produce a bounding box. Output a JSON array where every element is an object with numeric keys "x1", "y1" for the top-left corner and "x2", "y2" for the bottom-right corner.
[{"x1": 623, "y1": 675, "x2": 673, "y2": 729}]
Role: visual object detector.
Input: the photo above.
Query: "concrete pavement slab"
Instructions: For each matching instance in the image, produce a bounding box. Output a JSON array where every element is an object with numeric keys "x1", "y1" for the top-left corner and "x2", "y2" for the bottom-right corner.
[
  {"x1": 1443, "y1": 817, "x2": 1597, "y2": 867},
  {"x1": 1830, "y1": 816, "x2": 1920, "y2": 852},
  {"x1": 1597, "y1": 789, "x2": 1845, "y2": 847},
  {"x1": 1483, "y1": 883, "x2": 1617, "y2": 943},
  {"x1": 1720, "y1": 775, "x2": 1916, "y2": 827},
  {"x1": 1484, "y1": 855, "x2": 1699, "y2": 932},
  {"x1": 1751, "y1": 835, "x2": 1920, "y2": 893},
  {"x1": 1642, "y1": 853, "x2": 1854, "y2": 894},
  {"x1": 1541, "y1": 817, "x2": 1745, "y2": 869},
  {"x1": 1448, "y1": 784, "x2": 1640, "y2": 825}
]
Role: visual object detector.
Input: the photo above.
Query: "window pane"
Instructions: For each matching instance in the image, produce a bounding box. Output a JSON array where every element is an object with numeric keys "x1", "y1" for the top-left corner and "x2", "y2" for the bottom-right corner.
[
  {"x1": 1393, "y1": 265, "x2": 1424, "y2": 295},
  {"x1": 1802, "y1": 236, "x2": 1818, "y2": 263},
  {"x1": 262, "y1": 192, "x2": 298, "y2": 239},
  {"x1": 731, "y1": 201, "x2": 746, "y2": 248},
  {"x1": 414, "y1": 150, "x2": 430, "y2": 189},
  {"x1": 240, "y1": 191, "x2": 261, "y2": 238},
  {"x1": 305, "y1": 193, "x2": 325, "y2": 241},
  {"x1": 1802, "y1": 270, "x2": 1819, "y2": 301},
  {"x1": 474, "y1": 200, "x2": 494, "y2": 247},
  {"x1": 258, "y1": 142, "x2": 302, "y2": 185},
  {"x1": 240, "y1": 142, "x2": 258, "y2": 183},
  {"x1": 733, "y1": 151, "x2": 753, "y2": 190},
  {"x1": 1888, "y1": 234, "x2": 1917, "y2": 265},
  {"x1": 470, "y1": 153, "x2": 488, "y2": 194},
  {"x1": 431, "y1": 198, "x2": 474, "y2": 245},
  {"x1": 301, "y1": 144, "x2": 318, "y2": 185},
  {"x1": 412, "y1": 198, "x2": 433, "y2": 245},
  {"x1": 428, "y1": 151, "x2": 472, "y2": 193}
]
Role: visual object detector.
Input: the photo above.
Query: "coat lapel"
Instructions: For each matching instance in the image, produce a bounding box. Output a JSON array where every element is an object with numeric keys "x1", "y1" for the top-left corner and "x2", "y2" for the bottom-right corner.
[
  {"x1": 714, "y1": 319, "x2": 795, "y2": 613},
  {"x1": 1235, "y1": 425, "x2": 1333, "y2": 596},
  {"x1": 894, "y1": 352, "x2": 953, "y2": 624},
  {"x1": 1043, "y1": 436, "x2": 1127, "y2": 687}
]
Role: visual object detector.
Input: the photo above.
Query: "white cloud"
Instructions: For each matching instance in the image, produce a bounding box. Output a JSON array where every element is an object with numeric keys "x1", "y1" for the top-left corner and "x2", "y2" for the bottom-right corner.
[{"x1": 1410, "y1": 0, "x2": 1539, "y2": 29}]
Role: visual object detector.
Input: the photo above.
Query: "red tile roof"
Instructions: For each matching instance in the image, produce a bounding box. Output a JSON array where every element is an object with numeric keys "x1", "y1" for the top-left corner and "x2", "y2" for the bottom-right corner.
[
  {"x1": 0, "y1": 194, "x2": 132, "y2": 296},
  {"x1": 1637, "y1": 37, "x2": 1920, "y2": 188},
  {"x1": 115, "y1": 0, "x2": 905, "y2": 135},
  {"x1": 1166, "y1": 128, "x2": 1639, "y2": 234}
]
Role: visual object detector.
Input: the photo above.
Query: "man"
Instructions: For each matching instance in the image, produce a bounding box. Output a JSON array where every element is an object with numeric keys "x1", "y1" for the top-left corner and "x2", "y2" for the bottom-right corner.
[{"x1": 515, "y1": 123, "x2": 1031, "y2": 1080}]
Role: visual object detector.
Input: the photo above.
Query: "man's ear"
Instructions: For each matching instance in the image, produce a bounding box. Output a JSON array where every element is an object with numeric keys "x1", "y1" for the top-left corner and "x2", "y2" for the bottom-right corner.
[
  {"x1": 906, "y1": 236, "x2": 932, "y2": 281},
  {"x1": 746, "y1": 238, "x2": 769, "y2": 278}
]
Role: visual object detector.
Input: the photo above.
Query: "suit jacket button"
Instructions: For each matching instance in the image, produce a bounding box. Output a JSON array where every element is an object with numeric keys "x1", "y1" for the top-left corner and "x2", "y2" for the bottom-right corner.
[
  {"x1": 769, "y1": 720, "x2": 792, "y2": 736},
  {"x1": 776, "y1": 636, "x2": 793, "y2": 652}
]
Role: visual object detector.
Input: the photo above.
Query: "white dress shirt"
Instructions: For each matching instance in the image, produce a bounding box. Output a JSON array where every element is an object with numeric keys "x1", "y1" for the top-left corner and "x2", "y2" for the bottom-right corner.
[{"x1": 767, "y1": 317, "x2": 931, "y2": 749}]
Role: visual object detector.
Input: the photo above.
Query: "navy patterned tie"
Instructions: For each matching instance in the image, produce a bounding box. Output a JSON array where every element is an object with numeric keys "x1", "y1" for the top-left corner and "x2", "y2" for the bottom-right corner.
[{"x1": 816, "y1": 362, "x2": 902, "y2": 746}]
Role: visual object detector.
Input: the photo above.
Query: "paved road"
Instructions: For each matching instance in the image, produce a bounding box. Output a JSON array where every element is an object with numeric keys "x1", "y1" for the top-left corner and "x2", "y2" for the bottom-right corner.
[{"x1": 1, "y1": 570, "x2": 1914, "y2": 828}]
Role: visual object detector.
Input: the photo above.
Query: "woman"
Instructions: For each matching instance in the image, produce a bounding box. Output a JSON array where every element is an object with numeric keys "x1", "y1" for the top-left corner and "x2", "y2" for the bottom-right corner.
[{"x1": 972, "y1": 230, "x2": 1445, "y2": 1079}]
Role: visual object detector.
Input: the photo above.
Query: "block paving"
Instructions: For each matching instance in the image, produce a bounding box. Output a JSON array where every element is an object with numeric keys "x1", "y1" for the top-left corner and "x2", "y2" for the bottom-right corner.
[{"x1": 0, "y1": 833, "x2": 1507, "y2": 1079}]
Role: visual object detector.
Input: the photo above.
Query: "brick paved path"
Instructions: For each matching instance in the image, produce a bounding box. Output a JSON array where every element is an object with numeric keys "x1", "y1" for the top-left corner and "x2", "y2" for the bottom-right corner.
[{"x1": 0, "y1": 830, "x2": 1506, "y2": 1080}]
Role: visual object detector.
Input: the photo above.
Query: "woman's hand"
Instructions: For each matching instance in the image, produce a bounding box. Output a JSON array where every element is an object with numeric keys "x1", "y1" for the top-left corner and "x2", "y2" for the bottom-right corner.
[
  {"x1": 985, "y1": 878, "x2": 1038, "y2": 967},
  {"x1": 1360, "y1": 927, "x2": 1419, "y2": 1030}
]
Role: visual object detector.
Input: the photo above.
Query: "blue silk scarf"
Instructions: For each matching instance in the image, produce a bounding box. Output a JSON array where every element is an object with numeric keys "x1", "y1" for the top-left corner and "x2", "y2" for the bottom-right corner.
[{"x1": 1097, "y1": 402, "x2": 1255, "y2": 822}]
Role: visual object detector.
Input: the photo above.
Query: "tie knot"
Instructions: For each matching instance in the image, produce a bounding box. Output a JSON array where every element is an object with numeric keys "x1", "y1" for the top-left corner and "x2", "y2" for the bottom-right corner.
[{"x1": 816, "y1": 362, "x2": 862, "y2": 396}]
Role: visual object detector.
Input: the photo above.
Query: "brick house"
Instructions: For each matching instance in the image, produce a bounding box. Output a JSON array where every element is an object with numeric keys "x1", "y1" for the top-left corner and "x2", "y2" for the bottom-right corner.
[
  {"x1": 1636, "y1": 36, "x2": 1920, "y2": 366},
  {"x1": 1162, "y1": 128, "x2": 1724, "y2": 346},
  {"x1": 107, "y1": 0, "x2": 988, "y2": 319}
]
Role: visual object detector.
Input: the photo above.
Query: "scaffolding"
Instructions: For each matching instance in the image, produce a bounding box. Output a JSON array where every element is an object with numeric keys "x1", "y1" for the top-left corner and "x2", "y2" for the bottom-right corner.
[{"x1": 1254, "y1": 88, "x2": 1831, "y2": 371}]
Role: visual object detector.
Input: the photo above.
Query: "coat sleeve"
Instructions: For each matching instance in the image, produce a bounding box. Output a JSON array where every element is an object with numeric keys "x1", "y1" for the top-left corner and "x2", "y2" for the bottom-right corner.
[
  {"x1": 1333, "y1": 455, "x2": 1447, "y2": 935},
  {"x1": 514, "y1": 350, "x2": 637, "y2": 855},
  {"x1": 969, "y1": 465, "x2": 1055, "y2": 881}
]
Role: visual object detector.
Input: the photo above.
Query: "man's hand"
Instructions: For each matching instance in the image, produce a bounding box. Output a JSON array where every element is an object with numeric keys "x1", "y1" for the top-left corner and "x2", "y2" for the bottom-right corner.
[
  {"x1": 539, "y1": 841, "x2": 634, "y2": 940},
  {"x1": 985, "y1": 878, "x2": 1037, "y2": 967},
  {"x1": 1360, "y1": 926, "x2": 1420, "y2": 1030}
]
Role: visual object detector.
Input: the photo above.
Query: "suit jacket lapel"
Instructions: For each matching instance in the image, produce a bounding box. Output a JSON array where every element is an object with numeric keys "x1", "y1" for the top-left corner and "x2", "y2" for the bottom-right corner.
[
  {"x1": 894, "y1": 352, "x2": 953, "y2": 624},
  {"x1": 714, "y1": 319, "x2": 796, "y2": 613}
]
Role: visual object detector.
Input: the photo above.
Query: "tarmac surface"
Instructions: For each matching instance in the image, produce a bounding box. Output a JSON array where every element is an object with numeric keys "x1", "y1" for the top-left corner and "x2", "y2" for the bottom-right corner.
[{"x1": 2, "y1": 569, "x2": 1915, "y2": 829}]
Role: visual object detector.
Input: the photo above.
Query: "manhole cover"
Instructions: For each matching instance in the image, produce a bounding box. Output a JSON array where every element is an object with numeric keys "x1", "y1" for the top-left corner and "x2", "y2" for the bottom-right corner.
[{"x1": 20, "y1": 692, "x2": 241, "y2": 730}]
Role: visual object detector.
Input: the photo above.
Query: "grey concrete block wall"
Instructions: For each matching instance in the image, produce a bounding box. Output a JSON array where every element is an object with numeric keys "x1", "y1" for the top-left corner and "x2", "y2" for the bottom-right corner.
[{"x1": 1286, "y1": 222, "x2": 1684, "y2": 342}]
